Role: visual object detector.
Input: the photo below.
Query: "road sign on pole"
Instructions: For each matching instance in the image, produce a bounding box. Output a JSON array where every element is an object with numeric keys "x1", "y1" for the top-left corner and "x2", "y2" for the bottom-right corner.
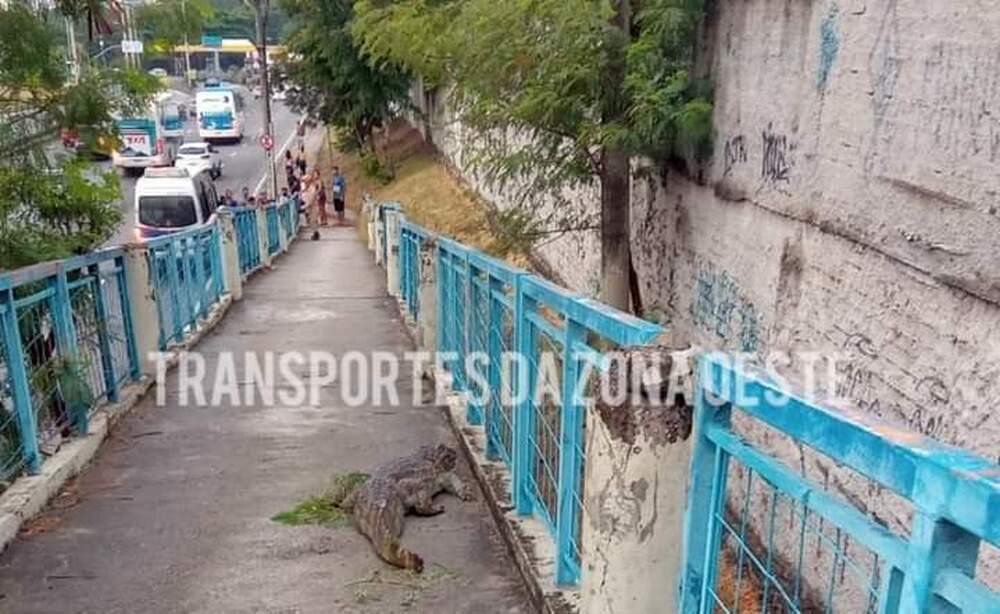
[{"x1": 259, "y1": 133, "x2": 274, "y2": 151}]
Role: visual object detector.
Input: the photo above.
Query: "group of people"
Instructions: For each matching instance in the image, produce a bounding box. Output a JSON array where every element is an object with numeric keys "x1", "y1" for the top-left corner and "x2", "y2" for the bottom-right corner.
[
  {"x1": 283, "y1": 146, "x2": 347, "y2": 241},
  {"x1": 217, "y1": 137, "x2": 348, "y2": 242}
]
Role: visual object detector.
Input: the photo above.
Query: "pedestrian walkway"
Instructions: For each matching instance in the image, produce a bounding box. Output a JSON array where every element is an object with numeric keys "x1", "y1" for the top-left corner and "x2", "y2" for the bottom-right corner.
[{"x1": 0, "y1": 223, "x2": 529, "y2": 614}]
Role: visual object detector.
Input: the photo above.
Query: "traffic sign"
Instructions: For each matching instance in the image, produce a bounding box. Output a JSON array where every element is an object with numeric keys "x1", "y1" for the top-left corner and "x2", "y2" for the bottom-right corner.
[
  {"x1": 121, "y1": 39, "x2": 144, "y2": 54},
  {"x1": 259, "y1": 133, "x2": 274, "y2": 151}
]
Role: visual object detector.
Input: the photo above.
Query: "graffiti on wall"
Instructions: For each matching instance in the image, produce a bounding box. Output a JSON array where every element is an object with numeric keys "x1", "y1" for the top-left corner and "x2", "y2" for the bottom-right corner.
[
  {"x1": 817, "y1": 4, "x2": 841, "y2": 91},
  {"x1": 691, "y1": 260, "x2": 762, "y2": 353},
  {"x1": 761, "y1": 125, "x2": 793, "y2": 184},
  {"x1": 723, "y1": 135, "x2": 749, "y2": 177}
]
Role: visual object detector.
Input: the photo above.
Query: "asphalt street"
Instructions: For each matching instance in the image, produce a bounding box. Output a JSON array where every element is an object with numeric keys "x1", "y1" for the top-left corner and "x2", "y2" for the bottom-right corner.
[{"x1": 106, "y1": 87, "x2": 301, "y2": 245}]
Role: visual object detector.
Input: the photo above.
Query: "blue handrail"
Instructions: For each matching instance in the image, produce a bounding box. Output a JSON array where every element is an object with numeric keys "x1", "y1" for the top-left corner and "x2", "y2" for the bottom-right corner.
[{"x1": 386, "y1": 203, "x2": 665, "y2": 586}]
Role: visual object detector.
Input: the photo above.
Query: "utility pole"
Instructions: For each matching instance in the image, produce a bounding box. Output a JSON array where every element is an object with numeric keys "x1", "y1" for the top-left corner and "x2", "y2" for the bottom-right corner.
[
  {"x1": 181, "y1": 0, "x2": 193, "y2": 86},
  {"x1": 252, "y1": 0, "x2": 278, "y2": 199},
  {"x1": 64, "y1": 16, "x2": 80, "y2": 83}
]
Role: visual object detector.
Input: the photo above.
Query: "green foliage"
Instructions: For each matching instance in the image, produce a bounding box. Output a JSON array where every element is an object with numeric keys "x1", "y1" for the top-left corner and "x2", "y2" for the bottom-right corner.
[
  {"x1": 0, "y1": 160, "x2": 123, "y2": 268},
  {"x1": 0, "y1": 4, "x2": 158, "y2": 269},
  {"x1": 360, "y1": 151, "x2": 393, "y2": 185},
  {"x1": 277, "y1": 0, "x2": 410, "y2": 152},
  {"x1": 137, "y1": 0, "x2": 214, "y2": 54},
  {"x1": 272, "y1": 472, "x2": 369, "y2": 527},
  {"x1": 354, "y1": 0, "x2": 711, "y2": 168},
  {"x1": 272, "y1": 495, "x2": 351, "y2": 527},
  {"x1": 353, "y1": 0, "x2": 712, "y2": 224}
]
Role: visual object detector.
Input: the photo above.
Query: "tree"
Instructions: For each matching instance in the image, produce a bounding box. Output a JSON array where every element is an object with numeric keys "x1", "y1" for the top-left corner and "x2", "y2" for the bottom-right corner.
[
  {"x1": 0, "y1": 3, "x2": 160, "y2": 269},
  {"x1": 278, "y1": 0, "x2": 410, "y2": 154},
  {"x1": 136, "y1": 0, "x2": 214, "y2": 55},
  {"x1": 353, "y1": 0, "x2": 711, "y2": 312}
]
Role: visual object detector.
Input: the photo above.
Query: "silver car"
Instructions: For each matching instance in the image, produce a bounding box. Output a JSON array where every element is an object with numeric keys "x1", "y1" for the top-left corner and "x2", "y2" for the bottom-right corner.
[{"x1": 175, "y1": 142, "x2": 222, "y2": 179}]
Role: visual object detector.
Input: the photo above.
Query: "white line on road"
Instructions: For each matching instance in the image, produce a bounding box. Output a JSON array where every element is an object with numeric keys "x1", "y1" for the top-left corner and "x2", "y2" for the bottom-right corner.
[{"x1": 253, "y1": 126, "x2": 298, "y2": 195}]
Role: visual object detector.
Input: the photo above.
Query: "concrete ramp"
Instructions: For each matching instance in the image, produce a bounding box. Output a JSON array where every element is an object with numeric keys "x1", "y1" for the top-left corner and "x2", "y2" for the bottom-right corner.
[{"x1": 0, "y1": 224, "x2": 529, "y2": 614}]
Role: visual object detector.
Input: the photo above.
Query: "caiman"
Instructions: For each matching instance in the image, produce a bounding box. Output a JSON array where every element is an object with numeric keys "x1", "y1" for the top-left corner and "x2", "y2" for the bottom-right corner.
[{"x1": 342, "y1": 444, "x2": 473, "y2": 572}]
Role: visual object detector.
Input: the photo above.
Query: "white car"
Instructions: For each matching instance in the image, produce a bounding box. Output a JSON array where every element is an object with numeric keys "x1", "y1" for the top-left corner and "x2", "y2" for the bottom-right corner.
[
  {"x1": 272, "y1": 88, "x2": 287, "y2": 101},
  {"x1": 175, "y1": 142, "x2": 223, "y2": 179}
]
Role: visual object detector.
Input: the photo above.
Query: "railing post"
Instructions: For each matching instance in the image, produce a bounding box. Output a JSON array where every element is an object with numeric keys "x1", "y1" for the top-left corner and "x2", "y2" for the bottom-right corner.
[
  {"x1": 512, "y1": 275, "x2": 537, "y2": 516},
  {"x1": 680, "y1": 370, "x2": 732, "y2": 613},
  {"x1": 88, "y1": 263, "x2": 119, "y2": 403},
  {"x1": 898, "y1": 515, "x2": 980, "y2": 613},
  {"x1": 256, "y1": 206, "x2": 272, "y2": 268},
  {"x1": 191, "y1": 232, "x2": 208, "y2": 319},
  {"x1": 123, "y1": 245, "x2": 162, "y2": 376},
  {"x1": 417, "y1": 238, "x2": 438, "y2": 353},
  {"x1": 555, "y1": 319, "x2": 585, "y2": 585},
  {"x1": 51, "y1": 266, "x2": 87, "y2": 432},
  {"x1": 165, "y1": 239, "x2": 184, "y2": 342},
  {"x1": 218, "y1": 209, "x2": 243, "y2": 300},
  {"x1": 485, "y1": 274, "x2": 505, "y2": 461},
  {"x1": 385, "y1": 207, "x2": 401, "y2": 298},
  {"x1": 1, "y1": 289, "x2": 42, "y2": 474},
  {"x1": 115, "y1": 253, "x2": 142, "y2": 381}
]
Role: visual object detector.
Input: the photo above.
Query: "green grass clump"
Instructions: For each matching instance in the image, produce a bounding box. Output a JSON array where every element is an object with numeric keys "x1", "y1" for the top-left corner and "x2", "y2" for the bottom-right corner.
[{"x1": 272, "y1": 472, "x2": 370, "y2": 528}]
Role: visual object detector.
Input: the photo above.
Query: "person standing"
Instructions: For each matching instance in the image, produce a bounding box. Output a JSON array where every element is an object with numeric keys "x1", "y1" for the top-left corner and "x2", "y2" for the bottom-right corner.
[
  {"x1": 302, "y1": 169, "x2": 321, "y2": 241},
  {"x1": 317, "y1": 179, "x2": 329, "y2": 226},
  {"x1": 284, "y1": 149, "x2": 295, "y2": 186},
  {"x1": 295, "y1": 143, "x2": 307, "y2": 177},
  {"x1": 331, "y1": 166, "x2": 347, "y2": 224}
]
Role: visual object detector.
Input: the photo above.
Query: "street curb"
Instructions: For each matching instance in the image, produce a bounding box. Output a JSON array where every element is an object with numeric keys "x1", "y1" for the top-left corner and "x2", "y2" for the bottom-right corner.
[
  {"x1": 0, "y1": 293, "x2": 233, "y2": 554},
  {"x1": 0, "y1": 378, "x2": 151, "y2": 552},
  {"x1": 438, "y1": 384, "x2": 579, "y2": 614}
]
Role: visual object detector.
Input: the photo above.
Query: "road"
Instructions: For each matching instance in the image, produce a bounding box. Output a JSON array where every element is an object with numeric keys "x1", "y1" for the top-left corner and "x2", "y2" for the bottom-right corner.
[{"x1": 106, "y1": 88, "x2": 301, "y2": 245}]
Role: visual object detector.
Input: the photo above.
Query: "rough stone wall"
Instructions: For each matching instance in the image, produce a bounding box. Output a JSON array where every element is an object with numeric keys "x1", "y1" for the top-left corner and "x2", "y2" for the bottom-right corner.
[
  {"x1": 630, "y1": 0, "x2": 1000, "y2": 601},
  {"x1": 405, "y1": 0, "x2": 1000, "y2": 601},
  {"x1": 637, "y1": 0, "x2": 1000, "y2": 456}
]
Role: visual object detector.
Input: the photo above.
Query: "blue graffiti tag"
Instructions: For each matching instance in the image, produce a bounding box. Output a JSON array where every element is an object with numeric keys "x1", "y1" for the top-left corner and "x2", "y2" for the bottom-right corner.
[{"x1": 817, "y1": 5, "x2": 841, "y2": 91}]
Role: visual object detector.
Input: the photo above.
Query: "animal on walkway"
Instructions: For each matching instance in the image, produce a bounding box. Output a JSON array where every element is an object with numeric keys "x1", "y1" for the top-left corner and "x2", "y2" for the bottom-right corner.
[{"x1": 341, "y1": 444, "x2": 473, "y2": 572}]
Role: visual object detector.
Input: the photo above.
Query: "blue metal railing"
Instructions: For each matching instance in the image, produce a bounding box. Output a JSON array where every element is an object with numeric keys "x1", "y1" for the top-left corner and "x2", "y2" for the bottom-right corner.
[
  {"x1": 0, "y1": 248, "x2": 140, "y2": 477},
  {"x1": 383, "y1": 204, "x2": 663, "y2": 586},
  {"x1": 265, "y1": 205, "x2": 281, "y2": 256},
  {"x1": 146, "y1": 225, "x2": 225, "y2": 350},
  {"x1": 232, "y1": 207, "x2": 262, "y2": 277},
  {"x1": 682, "y1": 353, "x2": 1000, "y2": 613},
  {"x1": 399, "y1": 220, "x2": 426, "y2": 318}
]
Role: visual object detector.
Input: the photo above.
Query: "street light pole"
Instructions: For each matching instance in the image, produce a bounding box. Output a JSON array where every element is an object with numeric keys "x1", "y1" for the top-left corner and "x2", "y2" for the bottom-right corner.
[
  {"x1": 253, "y1": 0, "x2": 278, "y2": 199},
  {"x1": 181, "y1": 0, "x2": 193, "y2": 86}
]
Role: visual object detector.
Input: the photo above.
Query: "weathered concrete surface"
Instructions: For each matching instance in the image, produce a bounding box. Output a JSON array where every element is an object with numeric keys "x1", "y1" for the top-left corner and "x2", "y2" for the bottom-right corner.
[{"x1": 0, "y1": 224, "x2": 529, "y2": 614}]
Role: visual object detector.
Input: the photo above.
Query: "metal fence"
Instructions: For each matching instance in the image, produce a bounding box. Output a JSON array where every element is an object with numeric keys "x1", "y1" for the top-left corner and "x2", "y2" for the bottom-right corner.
[
  {"x1": 0, "y1": 249, "x2": 140, "y2": 479},
  {"x1": 399, "y1": 220, "x2": 426, "y2": 319},
  {"x1": 146, "y1": 225, "x2": 225, "y2": 350},
  {"x1": 386, "y1": 205, "x2": 663, "y2": 586},
  {"x1": 682, "y1": 353, "x2": 1000, "y2": 613},
  {"x1": 265, "y1": 205, "x2": 281, "y2": 256},
  {"x1": 232, "y1": 206, "x2": 262, "y2": 277}
]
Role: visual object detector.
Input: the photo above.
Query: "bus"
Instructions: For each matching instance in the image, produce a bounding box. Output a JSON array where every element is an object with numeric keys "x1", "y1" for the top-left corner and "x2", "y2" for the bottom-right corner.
[
  {"x1": 111, "y1": 100, "x2": 175, "y2": 174},
  {"x1": 196, "y1": 81, "x2": 245, "y2": 142},
  {"x1": 159, "y1": 96, "x2": 185, "y2": 139}
]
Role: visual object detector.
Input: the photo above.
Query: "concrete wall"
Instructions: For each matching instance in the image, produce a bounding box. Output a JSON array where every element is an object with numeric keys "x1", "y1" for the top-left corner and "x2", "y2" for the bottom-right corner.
[{"x1": 407, "y1": 0, "x2": 1000, "y2": 604}]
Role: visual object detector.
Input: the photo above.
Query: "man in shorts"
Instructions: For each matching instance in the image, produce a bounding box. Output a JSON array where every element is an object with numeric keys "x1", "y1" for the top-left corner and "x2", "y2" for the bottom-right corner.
[{"x1": 331, "y1": 166, "x2": 346, "y2": 223}]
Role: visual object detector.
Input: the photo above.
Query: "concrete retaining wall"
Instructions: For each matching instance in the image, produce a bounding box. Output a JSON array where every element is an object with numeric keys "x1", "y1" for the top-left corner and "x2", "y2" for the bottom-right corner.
[{"x1": 405, "y1": 0, "x2": 1000, "y2": 604}]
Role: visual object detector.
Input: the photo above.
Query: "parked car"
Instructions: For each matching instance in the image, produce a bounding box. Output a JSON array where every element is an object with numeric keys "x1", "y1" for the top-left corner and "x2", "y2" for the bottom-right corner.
[
  {"x1": 60, "y1": 128, "x2": 113, "y2": 159},
  {"x1": 175, "y1": 142, "x2": 223, "y2": 179}
]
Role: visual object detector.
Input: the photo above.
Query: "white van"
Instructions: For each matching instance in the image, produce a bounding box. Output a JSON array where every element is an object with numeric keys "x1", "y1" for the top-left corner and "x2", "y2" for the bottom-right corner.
[{"x1": 134, "y1": 167, "x2": 219, "y2": 240}]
